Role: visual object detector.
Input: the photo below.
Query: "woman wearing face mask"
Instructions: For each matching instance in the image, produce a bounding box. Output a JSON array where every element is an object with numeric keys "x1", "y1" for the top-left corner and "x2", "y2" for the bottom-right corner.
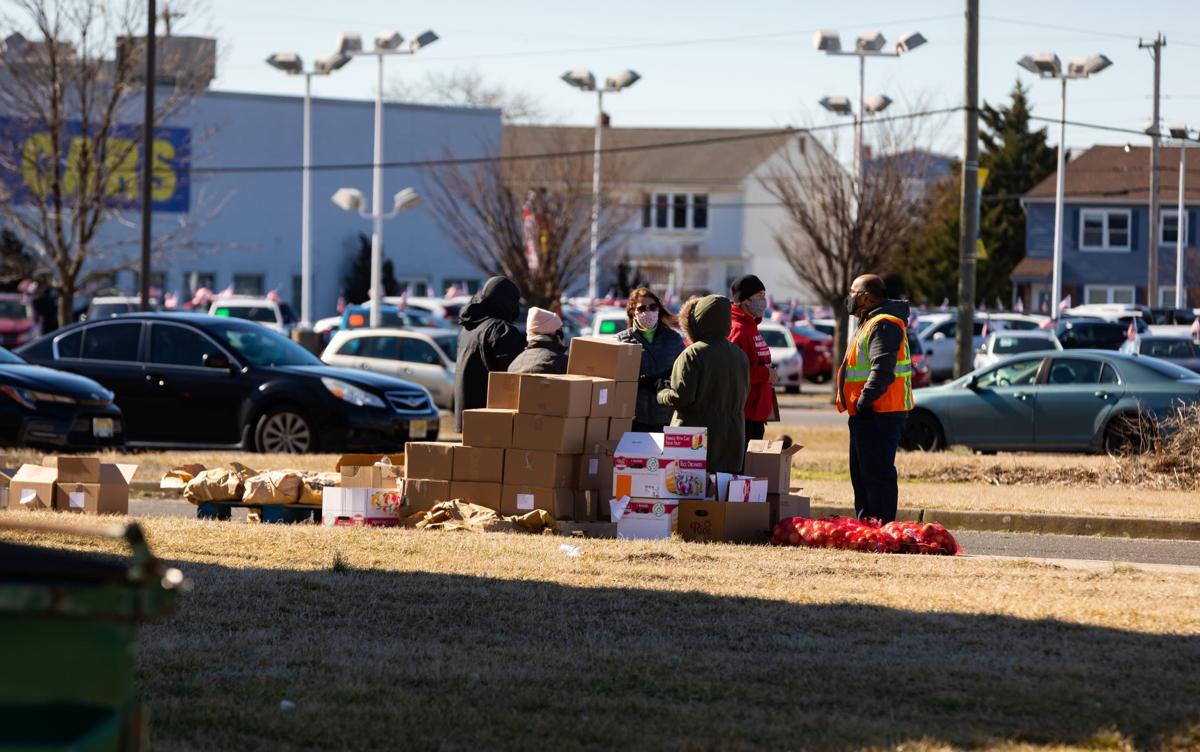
[
  {"x1": 615, "y1": 288, "x2": 685, "y2": 432},
  {"x1": 728, "y1": 274, "x2": 778, "y2": 445}
]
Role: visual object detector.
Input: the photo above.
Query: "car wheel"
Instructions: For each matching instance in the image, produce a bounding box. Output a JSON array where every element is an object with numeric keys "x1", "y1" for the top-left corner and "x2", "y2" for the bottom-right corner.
[
  {"x1": 254, "y1": 408, "x2": 315, "y2": 453},
  {"x1": 1103, "y1": 412, "x2": 1156, "y2": 456},
  {"x1": 900, "y1": 410, "x2": 945, "y2": 452}
]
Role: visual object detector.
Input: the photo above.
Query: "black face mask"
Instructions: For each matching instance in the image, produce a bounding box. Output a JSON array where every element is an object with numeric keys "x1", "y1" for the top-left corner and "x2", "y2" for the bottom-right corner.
[{"x1": 844, "y1": 293, "x2": 859, "y2": 315}]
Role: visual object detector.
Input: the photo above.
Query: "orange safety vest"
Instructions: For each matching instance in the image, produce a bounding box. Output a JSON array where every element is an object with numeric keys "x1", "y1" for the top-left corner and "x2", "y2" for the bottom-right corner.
[{"x1": 836, "y1": 314, "x2": 913, "y2": 415}]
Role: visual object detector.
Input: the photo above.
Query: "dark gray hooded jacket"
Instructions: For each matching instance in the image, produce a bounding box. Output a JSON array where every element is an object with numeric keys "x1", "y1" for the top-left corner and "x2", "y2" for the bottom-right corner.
[{"x1": 454, "y1": 277, "x2": 524, "y2": 429}]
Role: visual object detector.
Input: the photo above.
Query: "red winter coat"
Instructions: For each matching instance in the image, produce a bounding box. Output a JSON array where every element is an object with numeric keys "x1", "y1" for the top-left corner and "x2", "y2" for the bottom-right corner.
[{"x1": 728, "y1": 305, "x2": 773, "y2": 421}]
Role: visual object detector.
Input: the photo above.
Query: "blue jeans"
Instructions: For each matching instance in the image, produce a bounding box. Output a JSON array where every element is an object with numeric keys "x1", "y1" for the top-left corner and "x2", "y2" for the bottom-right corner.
[{"x1": 847, "y1": 412, "x2": 907, "y2": 522}]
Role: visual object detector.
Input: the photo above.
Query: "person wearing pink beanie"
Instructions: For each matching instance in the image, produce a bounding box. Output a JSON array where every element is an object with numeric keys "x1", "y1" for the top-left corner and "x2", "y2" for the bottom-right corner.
[{"x1": 507, "y1": 306, "x2": 568, "y2": 374}]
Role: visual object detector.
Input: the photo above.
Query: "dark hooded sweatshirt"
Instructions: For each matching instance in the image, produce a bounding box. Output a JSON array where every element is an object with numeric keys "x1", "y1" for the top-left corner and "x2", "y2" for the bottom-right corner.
[
  {"x1": 656, "y1": 295, "x2": 750, "y2": 474},
  {"x1": 454, "y1": 276, "x2": 524, "y2": 430}
]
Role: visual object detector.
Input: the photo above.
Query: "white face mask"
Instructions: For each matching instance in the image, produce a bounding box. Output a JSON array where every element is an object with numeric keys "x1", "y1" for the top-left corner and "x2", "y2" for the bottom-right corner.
[{"x1": 635, "y1": 310, "x2": 659, "y2": 330}]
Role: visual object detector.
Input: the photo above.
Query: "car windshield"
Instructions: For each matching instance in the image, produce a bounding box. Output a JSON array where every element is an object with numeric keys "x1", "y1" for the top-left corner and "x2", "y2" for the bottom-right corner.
[
  {"x1": 994, "y1": 336, "x2": 1055, "y2": 354},
  {"x1": 760, "y1": 329, "x2": 791, "y2": 348},
  {"x1": 213, "y1": 305, "x2": 278, "y2": 323},
  {"x1": 0, "y1": 301, "x2": 30, "y2": 318},
  {"x1": 208, "y1": 322, "x2": 321, "y2": 367},
  {"x1": 0, "y1": 347, "x2": 24, "y2": 364},
  {"x1": 433, "y1": 334, "x2": 458, "y2": 361},
  {"x1": 1142, "y1": 339, "x2": 1200, "y2": 359}
]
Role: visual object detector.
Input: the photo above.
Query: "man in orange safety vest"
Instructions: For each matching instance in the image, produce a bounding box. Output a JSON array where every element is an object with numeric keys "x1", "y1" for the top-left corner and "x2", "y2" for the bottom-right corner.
[{"x1": 836, "y1": 274, "x2": 913, "y2": 522}]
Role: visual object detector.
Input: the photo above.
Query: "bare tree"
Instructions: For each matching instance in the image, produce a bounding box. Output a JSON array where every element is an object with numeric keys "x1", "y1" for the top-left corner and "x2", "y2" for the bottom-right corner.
[
  {"x1": 0, "y1": 0, "x2": 205, "y2": 325},
  {"x1": 387, "y1": 67, "x2": 546, "y2": 124},
  {"x1": 763, "y1": 120, "x2": 940, "y2": 375},
  {"x1": 425, "y1": 128, "x2": 631, "y2": 308}
]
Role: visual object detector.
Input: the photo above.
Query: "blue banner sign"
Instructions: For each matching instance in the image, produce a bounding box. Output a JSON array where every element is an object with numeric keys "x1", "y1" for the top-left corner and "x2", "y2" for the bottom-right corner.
[{"x1": 0, "y1": 117, "x2": 190, "y2": 213}]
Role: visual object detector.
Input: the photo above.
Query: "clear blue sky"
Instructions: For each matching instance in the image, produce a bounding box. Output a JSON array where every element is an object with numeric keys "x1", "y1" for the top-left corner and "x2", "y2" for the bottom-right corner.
[{"x1": 206, "y1": 0, "x2": 1200, "y2": 154}]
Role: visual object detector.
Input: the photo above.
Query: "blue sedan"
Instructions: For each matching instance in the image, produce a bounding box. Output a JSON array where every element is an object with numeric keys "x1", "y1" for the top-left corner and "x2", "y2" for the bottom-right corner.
[{"x1": 900, "y1": 350, "x2": 1200, "y2": 454}]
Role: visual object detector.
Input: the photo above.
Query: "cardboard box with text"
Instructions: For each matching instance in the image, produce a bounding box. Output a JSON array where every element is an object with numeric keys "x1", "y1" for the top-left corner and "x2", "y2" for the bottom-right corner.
[
  {"x1": 611, "y1": 496, "x2": 678, "y2": 540},
  {"x1": 613, "y1": 427, "x2": 707, "y2": 500},
  {"x1": 679, "y1": 500, "x2": 771, "y2": 544}
]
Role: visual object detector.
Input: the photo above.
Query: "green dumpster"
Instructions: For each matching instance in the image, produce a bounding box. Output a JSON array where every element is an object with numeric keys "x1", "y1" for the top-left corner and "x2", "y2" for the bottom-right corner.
[{"x1": 0, "y1": 519, "x2": 184, "y2": 751}]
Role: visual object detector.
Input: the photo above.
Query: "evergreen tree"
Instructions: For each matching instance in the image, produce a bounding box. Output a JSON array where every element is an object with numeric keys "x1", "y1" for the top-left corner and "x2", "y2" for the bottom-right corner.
[
  {"x1": 898, "y1": 172, "x2": 963, "y2": 305},
  {"x1": 343, "y1": 233, "x2": 400, "y2": 304}
]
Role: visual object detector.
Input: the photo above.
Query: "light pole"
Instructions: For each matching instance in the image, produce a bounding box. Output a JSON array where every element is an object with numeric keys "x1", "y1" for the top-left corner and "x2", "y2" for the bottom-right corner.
[
  {"x1": 1018, "y1": 53, "x2": 1112, "y2": 318},
  {"x1": 561, "y1": 68, "x2": 641, "y2": 303},
  {"x1": 266, "y1": 50, "x2": 351, "y2": 329},
  {"x1": 818, "y1": 93, "x2": 893, "y2": 181},
  {"x1": 814, "y1": 30, "x2": 926, "y2": 183},
  {"x1": 1168, "y1": 124, "x2": 1193, "y2": 309},
  {"x1": 340, "y1": 29, "x2": 438, "y2": 327},
  {"x1": 331, "y1": 187, "x2": 424, "y2": 296}
]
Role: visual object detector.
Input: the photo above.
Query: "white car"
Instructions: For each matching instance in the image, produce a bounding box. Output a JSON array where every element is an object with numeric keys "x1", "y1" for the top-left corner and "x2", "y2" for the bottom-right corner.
[
  {"x1": 757, "y1": 322, "x2": 804, "y2": 394},
  {"x1": 210, "y1": 296, "x2": 296, "y2": 336},
  {"x1": 972, "y1": 330, "x2": 1062, "y2": 371},
  {"x1": 382, "y1": 295, "x2": 471, "y2": 325},
  {"x1": 588, "y1": 308, "x2": 629, "y2": 338},
  {"x1": 918, "y1": 313, "x2": 1049, "y2": 381},
  {"x1": 322, "y1": 327, "x2": 458, "y2": 410}
]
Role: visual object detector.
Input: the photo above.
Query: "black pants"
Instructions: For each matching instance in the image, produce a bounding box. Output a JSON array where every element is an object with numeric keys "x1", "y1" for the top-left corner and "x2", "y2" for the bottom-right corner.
[
  {"x1": 847, "y1": 412, "x2": 907, "y2": 522},
  {"x1": 745, "y1": 420, "x2": 766, "y2": 442}
]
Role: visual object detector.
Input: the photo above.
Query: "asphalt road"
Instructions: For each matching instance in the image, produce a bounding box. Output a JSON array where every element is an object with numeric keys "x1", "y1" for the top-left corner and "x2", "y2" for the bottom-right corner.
[
  {"x1": 775, "y1": 390, "x2": 845, "y2": 427},
  {"x1": 131, "y1": 498, "x2": 1200, "y2": 568}
]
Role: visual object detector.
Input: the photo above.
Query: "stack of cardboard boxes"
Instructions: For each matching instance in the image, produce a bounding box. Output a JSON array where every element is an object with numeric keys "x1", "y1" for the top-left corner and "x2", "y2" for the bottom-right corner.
[
  {"x1": 321, "y1": 454, "x2": 405, "y2": 526},
  {"x1": 405, "y1": 336, "x2": 642, "y2": 520},
  {"x1": 4, "y1": 456, "x2": 137, "y2": 515}
]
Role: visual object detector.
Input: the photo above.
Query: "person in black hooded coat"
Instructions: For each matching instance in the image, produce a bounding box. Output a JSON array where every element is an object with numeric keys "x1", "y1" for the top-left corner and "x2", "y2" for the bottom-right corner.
[{"x1": 454, "y1": 276, "x2": 524, "y2": 430}]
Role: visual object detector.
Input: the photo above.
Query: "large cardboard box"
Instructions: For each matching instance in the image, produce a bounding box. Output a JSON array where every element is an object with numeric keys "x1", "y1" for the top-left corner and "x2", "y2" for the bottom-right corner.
[
  {"x1": 8, "y1": 464, "x2": 58, "y2": 511},
  {"x1": 613, "y1": 427, "x2": 708, "y2": 500},
  {"x1": 487, "y1": 372, "x2": 522, "y2": 409},
  {"x1": 338, "y1": 454, "x2": 405, "y2": 489},
  {"x1": 500, "y1": 484, "x2": 574, "y2": 519},
  {"x1": 611, "y1": 496, "x2": 678, "y2": 540},
  {"x1": 768, "y1": 493, "x2": 811, "y2": 526},
  {"x1": 573, "y1": 489, "x2": 598, "y2": 522},
  {"x1": 405, "y1": 442, "x2": 456, "y2": 481},
  {"x1": 585, "y1": 378, "x2": 617, "y2": 417},
  {"x1": 744, "y1": 439, "x2": 803, "y2": 494},
  {"x1": 504, "y1": 450, "x2": 576, "y2": 488},
  {"x1": 322, "y1": 486, "x2": 406, "y2": 527},
  {"x1": 607, "y1": 417, "x2": 634, "y2": 441},
  {"x1": 43, "y1": 456, "x2": 101, "y2": 482},
  {"x1": 517, "y1": 374, "x2": 594, "y2": 417},
  {"x1": 452, "y1": 446, "x2": 505, "y2": 483},
  {"x1": 56, "y1": 464, "x2": 138, "y2": 515},
  {"x1": 450, "y1": 481, "x2": 503, "y2": 512},
  {"x1": 577, "y1": 454, "x2": 603, "y2": 491},
  {"x1": 567, "y1": 337, "x2": 642, "y2": 382},
  {"x1": 583, "y1": 417, "x2": 608, "y2": 448},
  {"x1": 512, "y1": 415, "x2": 586, "y2": 454},
  {"x1": 405, "y1": 478, "x2": 452, "y2": 513},
  {"x1": 462, "y1": 408, "x2": 515, "y2": 448},
  {"x1": 679, "y1": 500, "x2": 770, "y2": 544},
  {"x1": 16, "y1": 457, "x2": 138, "y2": 515},
  {"x1": 592, "y1": 440, "x2": 619, "y2": 520}
]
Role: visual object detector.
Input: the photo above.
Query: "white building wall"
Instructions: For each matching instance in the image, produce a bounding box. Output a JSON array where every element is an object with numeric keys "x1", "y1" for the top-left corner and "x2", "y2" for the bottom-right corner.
[{"x1": 740, "y1": 138, "x2": 819, "y2": 304}]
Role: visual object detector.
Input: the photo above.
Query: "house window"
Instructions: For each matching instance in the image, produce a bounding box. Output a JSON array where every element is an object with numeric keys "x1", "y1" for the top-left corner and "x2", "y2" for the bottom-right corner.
[
  {"x1": 654, "y1": 194, "x2": 669, "y2": 228},
  {"x1": 672, "y1": 194, "x2": 688, "y2": 228},
  {"x1": 693, "y1": 195, "x2": 708, "y2": 229},
  {"x1": 649, "y1": 193, "x2": 710, "y2": 231},
  {"x1": 1084, "y1": 285, "x2": 1136, "y2": 305},
  {"x1": 1159, "y1": 287, "x2": 1177, "y2": 307},
  {"x1": 233, "y1": 273, "x2": 264, "y2": 296},
  {"x1": 641, "y1": 195, "x2": 651, "y2": 228},
  {"x1": 1160, "y1": 209, "x2": 1187, "y2": 245},
  {"x1": 130, "y1": 271, "x2": 167, "y2": 295},
  {"x1": 183, "y1": 272, "x2": 215, "y2": 297},
  {"x1": 1079, "y1": 208, "x2": 1131, "y2": 251}
]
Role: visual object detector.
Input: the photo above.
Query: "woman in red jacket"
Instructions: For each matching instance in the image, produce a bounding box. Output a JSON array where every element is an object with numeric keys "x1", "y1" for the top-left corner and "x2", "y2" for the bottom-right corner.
[{"x1": 728, "y1": 274, "x2": 778, "y2": 442}]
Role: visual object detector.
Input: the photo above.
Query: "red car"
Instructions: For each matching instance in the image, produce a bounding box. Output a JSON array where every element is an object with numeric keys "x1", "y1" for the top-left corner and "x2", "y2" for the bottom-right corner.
[
  {"x1": 790, "y1": 324, "x2": 833, "y2": 382},
  {"x1": 908, "y1": 333, "x2": 932, "y2": 388},
  {"x1": 0, "y1": 293, "x2": 40, "y2": 349}
]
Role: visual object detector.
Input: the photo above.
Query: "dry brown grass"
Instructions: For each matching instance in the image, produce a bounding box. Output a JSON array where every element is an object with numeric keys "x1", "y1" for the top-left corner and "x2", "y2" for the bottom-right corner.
[{"x1": 3, "y1": 512, "x2": 1198, "y2": 751}]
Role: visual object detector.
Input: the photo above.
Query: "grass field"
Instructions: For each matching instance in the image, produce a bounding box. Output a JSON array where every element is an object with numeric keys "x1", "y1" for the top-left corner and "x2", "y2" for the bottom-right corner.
[{"x1": 3, "y1": 512, "x2": 1197, "y2": 751}]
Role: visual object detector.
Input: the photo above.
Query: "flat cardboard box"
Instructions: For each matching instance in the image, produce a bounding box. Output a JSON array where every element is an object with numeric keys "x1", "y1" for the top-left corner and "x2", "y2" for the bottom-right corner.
[
  {"x1": 613, "y1": 427, "x2": 708, "y2": 500},
  {"x1": 451, "y1": 446, "x2": 505, "y2": 483},
  {"x1": 404, "y1": 478, "x2": 452, "y2": 513},
  {"x1": 679, "y1": 500, "x2": 771, "y2": 544},
  {"x1": 607, "y1": 417, "x2": 633, "y2": 441},
  {"x1": 744, "y1": 439, "x2": 803, "y2": 494},
  {"x1": 501, "y1": 484, "x2": 574, "y2": 519},
  {"x1": 611, "y1": 496, "x2": 678, "y2": 540},
  {"x1": 584, "y1": 417, "x2": 608, "y2": 448},
  {"x1": 573, "y1": 489, "x2": 598, "y2": 522},
  {"x1": 504, "y1": 449, "x2": 577, "y2": 488},
  {"x1": 517, "y1": 374, "x2": 594, "y2": 417},
  {"x1": 339, "y1": 454, "x2": 405, "y2": 490},
  {"x1": 8, "y1": 464, "x2": 58, "y2": 511},
  {"x1": 768, "y1": 493, "x2": 811, "y2": 526},
  {"x1": 487, "y1": 372, "x2": 522, "y2": 409},
  {"x1": 404, "y1": 442, "x2": 456, "y2": 481},
  {"x1": 322, "y1": 486, "x2": 405, "y2": 527},
  {"x1": 727, "y1": 477, "x2": 769, "y2": 503},
  {"x1": 512, "y1": 415, "x2": 586, "y2": 454},
  {"x1": 462, "y1": 408, "x2": 515, "y2": 448},
  {"x1": 450, "y1": 481, "x2": 503, "y2": 512},
  {"x1": 567, "y1": 337, "x2": 642, "y2": 382}
]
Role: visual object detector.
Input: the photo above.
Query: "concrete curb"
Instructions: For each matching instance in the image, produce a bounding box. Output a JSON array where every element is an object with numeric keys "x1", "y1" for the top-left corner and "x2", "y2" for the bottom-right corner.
[{"x1": 808, "y1": 503, "x2": 1200, "y2": 542}]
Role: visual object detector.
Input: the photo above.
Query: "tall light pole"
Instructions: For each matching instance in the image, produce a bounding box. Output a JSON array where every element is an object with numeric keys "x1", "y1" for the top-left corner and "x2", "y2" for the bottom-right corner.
[
  {"x1": 266, "y1": 50, "x2": 351, "y2": 329},
  {"x1": 561, "y1": 68, "x2": 641, "y2": 303},
  {"x1": 340, "y1": 29, "x2": 439, "y2": 327},
  {"x1": 818, "y1": 94, "x2": 893, "y2": 181},
  {"x1": 1017, "y1": 52, "x2": 1112, "y2": 319},
  {"x1": 1168, "y1": 124, "x2": 1193, "y2": 309},
  {"x1": 814, "y1": 29, "x2": 926, "y2": 183}
]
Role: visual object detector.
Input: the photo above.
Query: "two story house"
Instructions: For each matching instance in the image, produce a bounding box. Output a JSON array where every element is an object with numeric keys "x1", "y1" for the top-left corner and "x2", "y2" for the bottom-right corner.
[{"x1": 1014, "y1": 145, "x2": 1199, "y2": 311}]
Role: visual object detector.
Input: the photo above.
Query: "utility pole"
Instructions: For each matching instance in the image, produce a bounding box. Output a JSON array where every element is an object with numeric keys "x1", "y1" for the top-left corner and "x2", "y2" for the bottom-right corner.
[
  {"x1": 139, "y1": 0, "x2": 156, "y2": 311},
  {"x1": 954, "y1": 0, "x2": 979, "y2": 379},
  {"x1": 1140, "y1": 33, "x2": 1165, "y2": 308}
]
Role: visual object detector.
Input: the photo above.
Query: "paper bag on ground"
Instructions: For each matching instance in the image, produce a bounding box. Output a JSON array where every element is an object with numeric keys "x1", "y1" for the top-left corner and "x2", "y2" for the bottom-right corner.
[
  {"x1": 184, "y1": 468, "x2": 245, "y2": 503},
  {"x1": 243, "y1": 470, "x2": 303, "y2": 504}
]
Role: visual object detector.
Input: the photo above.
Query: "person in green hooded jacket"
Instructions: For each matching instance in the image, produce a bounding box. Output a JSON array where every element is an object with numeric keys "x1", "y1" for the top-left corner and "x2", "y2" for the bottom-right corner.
[{"x1": 656, "y1": 295, "x2": 750, "y2": 474}]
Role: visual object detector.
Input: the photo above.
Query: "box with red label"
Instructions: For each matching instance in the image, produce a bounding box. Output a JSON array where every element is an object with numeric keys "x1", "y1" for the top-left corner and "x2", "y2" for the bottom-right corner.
[
  {"x1": 322, "y1": 485, "x2": 407, "y2": 527},
  {"x1": 612, "y1": 427, "x2": 707, "y2": 500},
  {"x1": 611, "y1": 496, "x2": 678, "y2": 540}
]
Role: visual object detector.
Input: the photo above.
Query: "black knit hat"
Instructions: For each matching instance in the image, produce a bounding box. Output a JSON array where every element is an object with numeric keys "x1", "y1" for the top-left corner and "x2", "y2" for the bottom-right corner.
[{"x1": 730, "y1": 274, "x2": 766, "y2": 303}]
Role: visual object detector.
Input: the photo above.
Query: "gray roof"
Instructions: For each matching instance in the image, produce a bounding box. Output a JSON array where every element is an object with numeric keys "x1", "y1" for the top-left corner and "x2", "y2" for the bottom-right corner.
[{"x1": 502, "y1": 125, "x2": 798, "y2": 187}]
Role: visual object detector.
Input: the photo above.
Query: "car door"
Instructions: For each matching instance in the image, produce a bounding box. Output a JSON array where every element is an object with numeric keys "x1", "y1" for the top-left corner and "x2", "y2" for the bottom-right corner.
[
  {"x1": 396, "y1": 337, "x2": 450, "y2": 398},
  {"x1": 1033, "y1": 357, "x2": 1124, "y2": 448},
  {"x1": 335, "y1": 335, "x2": 405, "y2": 377},
  {"x1": 53, "y1": 321, "x2": 149, "y2": 438},
  {"x1": 949, "y1": 357, "x2": 1042, "y2": 447},
  {"x1": 143, "y1": 322, "x2": 250, "y2": 444}
]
